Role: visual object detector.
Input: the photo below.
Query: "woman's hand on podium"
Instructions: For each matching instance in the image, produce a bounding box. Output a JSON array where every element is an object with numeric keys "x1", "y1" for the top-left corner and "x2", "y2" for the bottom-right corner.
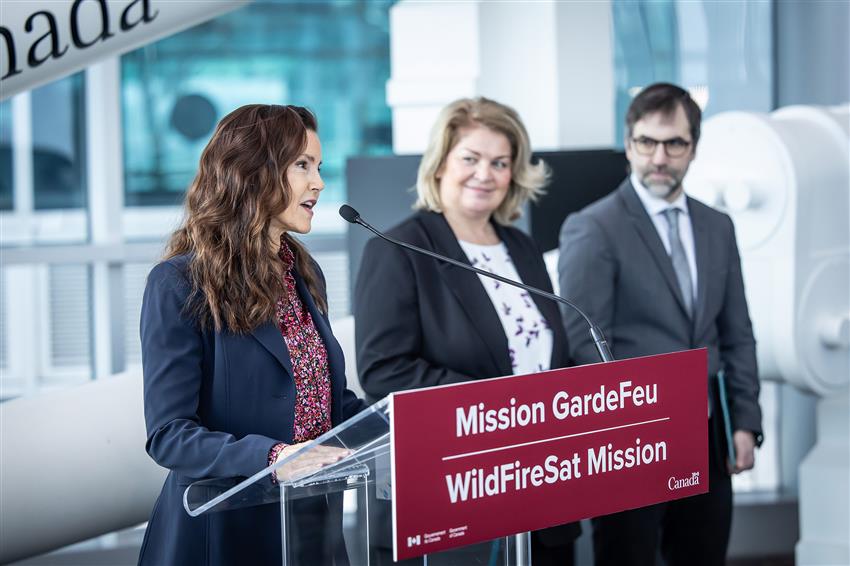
[{"x1": 273, "y1": 442, "x2": 351, "y2": 483}]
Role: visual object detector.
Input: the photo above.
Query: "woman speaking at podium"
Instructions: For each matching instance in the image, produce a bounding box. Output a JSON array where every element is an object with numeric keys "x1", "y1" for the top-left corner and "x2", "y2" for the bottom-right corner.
[
  {"x1": 138, "y1": 104, "x2": 364, "y2": 565},
  {"x1": 355, "y1": 97, "x2": 580, "y2": 565}
]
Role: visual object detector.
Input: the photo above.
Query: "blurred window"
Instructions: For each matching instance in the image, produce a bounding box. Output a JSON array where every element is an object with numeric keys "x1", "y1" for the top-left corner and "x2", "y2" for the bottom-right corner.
[
  {"x1": 0, "y1": 270, "x2": 6, "y2": 371},
  {"x1": 121, "y1": 1, "x2": 394, "y2": 217},
  {"x1": 1, "y1": 2, "x2": 394, "y2": 399},
  {"x1": 46, "y1": 265, "x2": 92, "y2": 374},
  {"x1": 1, "y1": 72, "x2": 93, "y2": 398},
  {"x1": 0, "y1": 99, "x2": 12, "y2": 211},
  {"x1": 31, "y1": 74, "x2": 87, "y2": 210},
  {"x1": 612, "y1": 0, "x2": 772, "y2": 144}
]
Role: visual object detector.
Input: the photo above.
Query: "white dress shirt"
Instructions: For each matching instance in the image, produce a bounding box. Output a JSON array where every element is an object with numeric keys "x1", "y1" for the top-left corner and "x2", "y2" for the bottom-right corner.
[{"x1": 630, "y1": 173, "x2": 698, "y2": 299}]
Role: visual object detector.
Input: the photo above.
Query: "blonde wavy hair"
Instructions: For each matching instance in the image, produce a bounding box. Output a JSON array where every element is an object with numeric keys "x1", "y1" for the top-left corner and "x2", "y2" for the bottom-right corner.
[{"x1": 414, "y1": 97, "x2": 550, "y2": 224}]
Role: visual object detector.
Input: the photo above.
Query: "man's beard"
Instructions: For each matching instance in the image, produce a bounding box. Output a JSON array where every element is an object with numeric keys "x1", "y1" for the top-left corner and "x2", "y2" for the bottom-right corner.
[{"x1": 641, "y1": 167, "x2": 683, "y2": 200}]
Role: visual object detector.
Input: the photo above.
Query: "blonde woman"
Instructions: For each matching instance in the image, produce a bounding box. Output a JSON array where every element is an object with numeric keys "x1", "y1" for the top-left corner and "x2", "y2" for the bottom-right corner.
[{"x1": 355, "y1": 97, "x2": 580, "y2": 565}]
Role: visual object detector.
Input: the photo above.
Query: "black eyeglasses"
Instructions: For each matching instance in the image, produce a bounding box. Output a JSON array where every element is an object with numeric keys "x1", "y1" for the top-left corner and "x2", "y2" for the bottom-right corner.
[{"x1": 630, "y1": 136, "x2": 692, "y2": 157}]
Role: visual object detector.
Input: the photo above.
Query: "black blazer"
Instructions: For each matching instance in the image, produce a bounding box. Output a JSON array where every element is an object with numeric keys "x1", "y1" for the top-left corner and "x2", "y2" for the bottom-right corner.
[
  {"x1": 138, "y1": 254, "x2": 364, "y2": 565},
  {"x1": 354, "y1": 210, "x2": 580, "y2": 545},
  {"x1": 355, "y1": 211, "x2": 570, "y2": 398},
  {"x1": 558, "y1": 179, "x2": 762, "y2": 440}
]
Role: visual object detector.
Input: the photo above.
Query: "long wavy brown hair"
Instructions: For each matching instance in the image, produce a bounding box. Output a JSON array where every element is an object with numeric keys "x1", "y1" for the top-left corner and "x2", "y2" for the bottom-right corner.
[{"x1": 165, "y1": 104, "x2": 327, "y2": 333}]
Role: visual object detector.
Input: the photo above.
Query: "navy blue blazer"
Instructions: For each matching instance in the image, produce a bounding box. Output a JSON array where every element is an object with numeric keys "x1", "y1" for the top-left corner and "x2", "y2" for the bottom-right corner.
[
  {"x1": 138, "y1": 254, "x2": 364, "y2": 565},
  {"x1": 355, "y1": 211, "x2": 571, "y2": 399}
]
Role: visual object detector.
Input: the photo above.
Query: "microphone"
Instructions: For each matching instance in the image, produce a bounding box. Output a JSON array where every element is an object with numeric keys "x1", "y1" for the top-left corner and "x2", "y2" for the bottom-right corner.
[{"x1": 340, "y1": 204, "x2": 614, "y2": 363}]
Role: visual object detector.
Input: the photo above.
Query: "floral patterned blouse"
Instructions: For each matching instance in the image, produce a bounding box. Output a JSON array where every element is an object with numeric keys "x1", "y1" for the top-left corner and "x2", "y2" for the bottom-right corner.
[
  {"x1": 268, "y1": 240, "x2": 333, "y2": 473},
  {"x1": 458, "y1": 240, "x2": 554, "y2": 375}
]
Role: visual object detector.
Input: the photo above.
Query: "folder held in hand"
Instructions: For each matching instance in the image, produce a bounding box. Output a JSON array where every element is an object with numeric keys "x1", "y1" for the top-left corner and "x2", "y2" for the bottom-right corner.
[{"x1": 716, "y1": 371, "x2": 737, "y2": 472}]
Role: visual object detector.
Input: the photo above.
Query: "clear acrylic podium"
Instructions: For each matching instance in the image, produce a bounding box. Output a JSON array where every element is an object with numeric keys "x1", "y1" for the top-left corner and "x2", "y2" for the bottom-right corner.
[{"x1": 183, "y1": 397, "x2": 529, "y2": 565}]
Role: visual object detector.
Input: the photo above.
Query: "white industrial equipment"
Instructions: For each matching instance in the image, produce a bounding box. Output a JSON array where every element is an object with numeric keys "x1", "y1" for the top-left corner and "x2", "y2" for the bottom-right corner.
[
  {"x1": 0, "y1": 372, "x2": 168, "y2": 563},
  {"x1": 686, "y1": 105, "x2": 850, "y2": 565}
]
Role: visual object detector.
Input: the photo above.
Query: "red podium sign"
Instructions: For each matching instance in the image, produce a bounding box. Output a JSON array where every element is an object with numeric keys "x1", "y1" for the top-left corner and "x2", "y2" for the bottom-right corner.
[{"x1": 390, "y1": 349, "x2": 708, "y2": 560}]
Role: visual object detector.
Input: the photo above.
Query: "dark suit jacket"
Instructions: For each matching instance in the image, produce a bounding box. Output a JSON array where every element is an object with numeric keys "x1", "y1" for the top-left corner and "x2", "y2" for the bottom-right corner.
[
  {"x1": 138, "y1": 254, "x2": 364, "y2": 566},
  {"x1": 557, "y1": 179, "x2": 762, "y2": 441},
  {"x1": 354, "y1": 210, "x2": 581, "y2": 545}
]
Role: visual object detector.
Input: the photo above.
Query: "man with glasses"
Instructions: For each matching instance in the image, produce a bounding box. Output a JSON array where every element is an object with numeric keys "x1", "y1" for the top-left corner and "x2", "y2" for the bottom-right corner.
[{"x1": 557, "y1": 83, "x2": 763, "y2": 566}]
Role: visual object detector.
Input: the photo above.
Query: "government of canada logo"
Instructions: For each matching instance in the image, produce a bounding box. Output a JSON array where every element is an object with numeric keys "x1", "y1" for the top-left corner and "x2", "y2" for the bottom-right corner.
[{"x1": 668, "y1": 471, "x2": 700, "y2": 490}]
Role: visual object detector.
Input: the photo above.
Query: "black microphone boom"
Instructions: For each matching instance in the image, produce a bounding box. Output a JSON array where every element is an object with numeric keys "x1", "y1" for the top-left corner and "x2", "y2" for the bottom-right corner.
[{"x1": 340, "y1": 204, "x2": 614, "y2": 363}]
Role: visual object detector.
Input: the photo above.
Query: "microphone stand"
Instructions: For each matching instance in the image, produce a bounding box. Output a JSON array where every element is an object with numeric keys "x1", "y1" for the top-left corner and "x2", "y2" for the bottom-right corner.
[
  {"x1": 342, "y1": 205, "x2": 614, "y2": 363},
  {"x1": 341, "y1": 205, "x2": 613, "y2": 566}
]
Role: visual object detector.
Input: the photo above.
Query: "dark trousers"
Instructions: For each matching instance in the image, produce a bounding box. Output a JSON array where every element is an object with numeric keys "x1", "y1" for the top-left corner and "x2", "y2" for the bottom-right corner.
[
  {"x1": 373, "y1": 537, "x2": 574, "y2": 566},
  {"x1": 591, "y1": 418, "x2": 733, "y2": 566},
  {"x1": 531, "y1": 534, "x2": 575, "y2": 566}
]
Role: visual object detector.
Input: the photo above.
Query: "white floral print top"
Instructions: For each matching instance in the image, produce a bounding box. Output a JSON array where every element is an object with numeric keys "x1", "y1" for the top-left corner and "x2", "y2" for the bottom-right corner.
[{"x1": 458, "y1": 240, "x2": 553, "y2": 375}]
